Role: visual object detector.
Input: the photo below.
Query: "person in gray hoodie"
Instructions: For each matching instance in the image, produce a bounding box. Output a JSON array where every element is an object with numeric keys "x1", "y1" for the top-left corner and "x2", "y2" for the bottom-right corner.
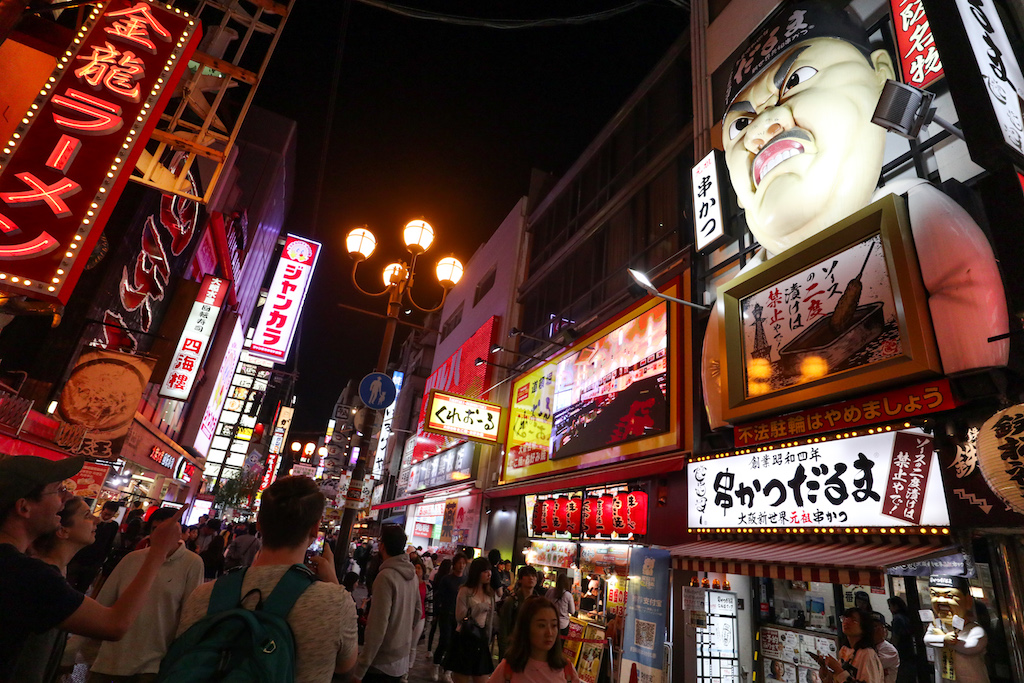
[{"x1": 353, "y1": 524, "x2": 422, "y2": 683}]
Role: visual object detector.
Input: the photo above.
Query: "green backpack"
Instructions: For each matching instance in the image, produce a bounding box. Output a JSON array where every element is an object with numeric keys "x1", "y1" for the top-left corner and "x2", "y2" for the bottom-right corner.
[{"x1": 158, "y1": 564, "x2": 316, "y2": 682}]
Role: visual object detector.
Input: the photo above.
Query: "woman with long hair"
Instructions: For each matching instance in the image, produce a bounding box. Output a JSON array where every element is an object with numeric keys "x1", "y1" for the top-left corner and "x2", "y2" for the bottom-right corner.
[
  {"x1": 445, "y1": 556, "x2": 497, "y2": 682},
  {"x1": 429, "y1": 558, "x2": 452, "y2": 652},
  {"x1": 488, "y1": 597, "x2": 580, "y2": 683},
  {"x1": 11, "y1": 497, "x2": 96, "y2": 682},
  {"x1": 544, "y1": 574, "x2": 575, "y2": 637},
  {"x1": 820, "y1": 607, "x2": 884, "y2": 683},
  {"x1": 886, "y1": 597, "x2": 919, "y2": 683}
]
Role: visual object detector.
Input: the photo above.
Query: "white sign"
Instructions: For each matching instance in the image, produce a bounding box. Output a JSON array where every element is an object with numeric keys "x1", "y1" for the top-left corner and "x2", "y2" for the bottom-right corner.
[
  {"x1": 976, "y1": 404, "x2": 1024, "y2": 515},
  {"x1": 195, "y1": 320, "x2": 245, "y2": 457},
  {"x1": 691, "y1": 150, "x2": 725, "y2": 251},
  {"x1": 953, "y1": 0, "x2": 1024, "y2": 159},
  {"x1": 269, "y1": 406, "x2": 294, "y2": 456},
  {"x1": 160, "y1": 275, "x2": 228, "y2": 400},
  {"x1": 425, "y1": 390, "x2": 502, "y2": 444},
  {"x1": 372, "y1": 371, "x2": 404, "y2": 481},
  {"x1": 250, "y1": 234, "x2": 321, "y2": 362},
  {"x1": 687, "y1": 431, "x2": 950, "y2": 529}
]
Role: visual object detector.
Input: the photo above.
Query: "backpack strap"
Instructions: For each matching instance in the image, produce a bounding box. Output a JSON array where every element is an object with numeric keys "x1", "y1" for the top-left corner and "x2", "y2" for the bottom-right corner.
[
  {"x1": 207, "y1": 566, "x2": 248, "y2": 614},
  {"x1": 262, "y1": 564, "x2": 317, "y2": 618}
]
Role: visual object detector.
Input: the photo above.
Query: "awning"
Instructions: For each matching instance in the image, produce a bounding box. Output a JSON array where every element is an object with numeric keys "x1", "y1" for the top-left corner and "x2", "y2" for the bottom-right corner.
[
  {"x1": 484, "y1": 452, "x2": 687, "y2": 499},
  {"x1": 669, "y1": 538, "x2": 959, "y2": 588},
  {"x1": 370, "y1": 494, "x2": 424, "y2": 511}
]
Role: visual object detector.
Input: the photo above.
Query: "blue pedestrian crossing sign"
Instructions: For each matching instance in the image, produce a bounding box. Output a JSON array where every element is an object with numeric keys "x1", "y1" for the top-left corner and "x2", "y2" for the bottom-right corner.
[{"x1": 359, "y1": 372, "x2": 397, "y2": 410}]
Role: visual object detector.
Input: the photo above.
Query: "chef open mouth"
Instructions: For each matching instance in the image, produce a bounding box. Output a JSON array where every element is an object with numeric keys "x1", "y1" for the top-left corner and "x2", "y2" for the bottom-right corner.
[{"x1": 752, "y1": 135, "x2": 807, "y2": 187}]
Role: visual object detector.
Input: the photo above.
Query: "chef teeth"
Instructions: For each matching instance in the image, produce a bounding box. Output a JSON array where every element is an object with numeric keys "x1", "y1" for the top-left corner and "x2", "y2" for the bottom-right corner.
[{"x1": 756, "y1": 147, "x2": 803, "y2": 186}]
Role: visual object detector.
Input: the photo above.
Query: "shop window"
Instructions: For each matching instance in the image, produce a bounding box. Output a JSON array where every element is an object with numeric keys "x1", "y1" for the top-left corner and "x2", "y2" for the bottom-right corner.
[
  {"x1": 473, "y1": 267, "x2": 496, "y2": 307},
  {"x1": 439, "y1": 303, "x2": 464, "y2": 343}
]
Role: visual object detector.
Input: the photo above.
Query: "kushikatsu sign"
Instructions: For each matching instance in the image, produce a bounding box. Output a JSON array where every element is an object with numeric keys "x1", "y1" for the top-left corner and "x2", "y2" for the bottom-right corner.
[
  {"x1": 250, "y1": 234, "x2": 321, "y2": 363},
  {"x1": 0, "y1": 1, "x2": 199, "y2": 303},
  {"x1": 688, "y1": 431, "x2": 950, "y2": 530}
]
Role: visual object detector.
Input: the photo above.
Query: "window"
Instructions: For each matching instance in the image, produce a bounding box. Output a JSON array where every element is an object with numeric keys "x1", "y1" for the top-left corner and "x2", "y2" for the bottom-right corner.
[
  {"x1": 473, "y1": 267, "x2": 496, "y2": 306},
  {"x1": 439, "y1": 303, "x2": 464, "y2": 342}
]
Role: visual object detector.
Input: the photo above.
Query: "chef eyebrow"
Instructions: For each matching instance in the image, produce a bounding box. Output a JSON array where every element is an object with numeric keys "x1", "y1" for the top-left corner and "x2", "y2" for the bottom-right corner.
[
  {"x1": 726, "y1": 100, "x2": 757, "y2": 117},
  {"x1": 773, "y1": 46, "x2": 812, "y2": 91}
]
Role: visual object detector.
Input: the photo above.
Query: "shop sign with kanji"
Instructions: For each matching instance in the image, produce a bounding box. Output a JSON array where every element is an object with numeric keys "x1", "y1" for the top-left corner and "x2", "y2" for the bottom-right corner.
[
  {"x1": 734, "y1": 379, "x2": 957, "y2": 447},
  {"x1": 159, "y1": 274, "x2": 229, "y2": 400},
  {"x1": 0, "y1": 1, "x2": 199, "y2": 303},
  {"x1": 688, "y1": 430, "x2": 950, "y2": 529},
  {"x1": 691, "y1": 150, "x2": 726, "y2": 252},
  {"x1": 250, "y1": 234, "x2": 321, "y2": 362},
  {"x1": 976, "y1": 404, "x2": 1024, "y2": 517},
  {"x1": 424, "y1": 390, "x2": 502, "y2": 444},
  {"x1": 890, "y1": 0, "x2": 943, "y2": 89}
]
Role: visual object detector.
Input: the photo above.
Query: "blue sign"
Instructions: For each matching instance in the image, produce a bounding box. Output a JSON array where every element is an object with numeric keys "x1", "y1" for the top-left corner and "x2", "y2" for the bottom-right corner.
[
  {"x1": 359, "y1": 372, "x2": 397, "y2": 410},
  {"x1": 621, "y1": 548, "x2": 671, "y2": 683}
]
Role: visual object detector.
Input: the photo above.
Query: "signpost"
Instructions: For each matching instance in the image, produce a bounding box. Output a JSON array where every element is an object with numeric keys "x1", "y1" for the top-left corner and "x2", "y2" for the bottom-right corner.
[{"x1": 359, "y1": 372, "x2": 396, "y2": 411}]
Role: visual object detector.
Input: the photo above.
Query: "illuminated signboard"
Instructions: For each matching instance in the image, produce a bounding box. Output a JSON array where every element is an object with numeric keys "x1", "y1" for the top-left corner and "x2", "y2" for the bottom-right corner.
[
  {"x1": 0, "y1": 0, "x2": 199, "y2": 303},
  {"x1": 691, "y1": 150, "x2": 726, "y2": 252},
  {"x1": 408, "y1": 441, "x2": 476, "y2": 493},
  {"x1": 195, "y1": 319, "x2": 244, "y2": 458},
  {"x1": 890, "y1": 0, "x2": 943, "y2": 89},
  {"x1": 505, "y1": 300, "x2": 671, "y2": 483},
  {"x1": 372, "y1": 371, "x2": 404, "y2": 481},
  {"x1": 413, "y1": 521, "x2": 434, "y2": 538},
  {"x1": 531, "y1": 490, "x2": 648, "y2": 537},
  {"x1": 413, "y1": 316, "x2": 497, "y2": 462},
  {"x1": 159, "y1": 275, "x2": 229, "y2": 400},
  {"x1": 148, "y1": 445, "x2": 175, "y2": 470},
  {"x1": 259, "y1": 451, "x2": 280, "y2": 492},
  {"x1": 250, "y1": 234, "x2": 321, "y2": 362},
  {"x1": 687, "y1": 431, "x2": 950, "y2": 530},
  {"x1": 424, "y1": 390, "x2": 502, "y2": 444},
  {"x1": 174, "y1": 457, "x2": 196, "y2": 484}
]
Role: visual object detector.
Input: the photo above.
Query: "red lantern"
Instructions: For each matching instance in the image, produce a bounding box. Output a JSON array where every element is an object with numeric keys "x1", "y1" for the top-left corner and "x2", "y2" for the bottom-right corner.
[
  {"x1": 539, "y1": 498, "x2": 556, "y2": 534},
  {"x1": 612, "y1": 492, "x2": 628, "y2": 533},
  {"x1": 627, "y1": 490, "x2": 648, "y2": 535},
  {"x1": 597, "y1": 494, "x2": 615, "y2": 535},
  {"x1": 583, "y1": 497, "x2": 600, "y2": 535},
  {"x1": 566, "y1": 496, "x2": 582, "y2": 534},
  {"x1": 532, "y1": 499, "x2": 544, "y2": 534},
  {"x1": 552, "y1": 496, "x2": 569, "y2": 532}
]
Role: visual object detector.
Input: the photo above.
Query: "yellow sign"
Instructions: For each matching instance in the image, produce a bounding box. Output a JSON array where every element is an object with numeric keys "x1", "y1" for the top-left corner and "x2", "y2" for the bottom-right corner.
[{"x1": 424, "y1": 390, "x2": 502, "y2": 444}]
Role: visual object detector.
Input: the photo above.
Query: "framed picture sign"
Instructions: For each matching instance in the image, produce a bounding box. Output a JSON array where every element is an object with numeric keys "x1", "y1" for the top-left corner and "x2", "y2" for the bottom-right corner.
[{"x1": 717, "y1": 194, "x2": 941, "y2": 423}]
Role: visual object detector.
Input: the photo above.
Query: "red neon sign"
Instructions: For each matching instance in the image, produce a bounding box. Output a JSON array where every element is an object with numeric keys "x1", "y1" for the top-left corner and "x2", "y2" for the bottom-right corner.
[
  {"x1": 890, "y1": 0, "x2": 944, "y2": 89},
  {"x1": 0, "y1": 1, "x2": 200, "y2": 303}
]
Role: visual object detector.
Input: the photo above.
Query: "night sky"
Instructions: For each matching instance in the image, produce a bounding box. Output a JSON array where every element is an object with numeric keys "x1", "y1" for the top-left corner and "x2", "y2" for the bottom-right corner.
[{"x1": 254, "y1": 0, "x2": 690, "y2": 431}]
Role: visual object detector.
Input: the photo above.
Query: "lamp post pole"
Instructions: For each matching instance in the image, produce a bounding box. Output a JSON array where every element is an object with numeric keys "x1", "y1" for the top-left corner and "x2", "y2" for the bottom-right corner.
[{"x1": 334, "y1": 223, "x2": 462, "y2": 576}]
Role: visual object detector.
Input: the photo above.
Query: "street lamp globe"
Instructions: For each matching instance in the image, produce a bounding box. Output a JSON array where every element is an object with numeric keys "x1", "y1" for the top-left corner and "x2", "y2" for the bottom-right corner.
[
  {"x1": 383, "y1": 262, "x2": 405, "y2": 287},
  {"x1": 403, "y1": 219, "x2": 434, "y2": 254},
  {"x1": 436, "y1": 256, "x2": 464, "y2": 288},
  {"x1": 290, "y1": 441, "x2": 301, "y2": 452},
  {"x1": 317, "y1": 446, "x2": 328, "y2": 457},
  {"x1": 346, "y1": 227, "x2": 376, "y2": 261}
]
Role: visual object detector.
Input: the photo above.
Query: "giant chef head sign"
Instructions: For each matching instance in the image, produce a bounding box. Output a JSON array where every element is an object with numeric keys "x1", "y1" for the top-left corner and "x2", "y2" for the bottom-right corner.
[{"x1": 702, "y1": 2, "x2": 1008, "y2": 428}]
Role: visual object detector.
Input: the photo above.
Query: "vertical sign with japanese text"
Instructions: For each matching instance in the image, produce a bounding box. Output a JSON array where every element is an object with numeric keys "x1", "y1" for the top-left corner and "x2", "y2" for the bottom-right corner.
[
  {"x1": 620, "y1": 548, "x2": 670, "y2": 683},
  {"x1": 250, "y1": 234, "x2": 321, "y2": 363},
  {"x1": 691, "y1": 150, "x2": 725, "y2": 252},
  {"x1": 890, "y1": 0, "x2": 943, "y2": 89},
  {"x1": 159, "y1": 275, "x2": 228, "y2": 400},
  {"x1": 0, "y1": 1, "x2": 199, "y2": 303},
  {"x1": 195, "y1": 319, "x2": 244, "y2": 458}
]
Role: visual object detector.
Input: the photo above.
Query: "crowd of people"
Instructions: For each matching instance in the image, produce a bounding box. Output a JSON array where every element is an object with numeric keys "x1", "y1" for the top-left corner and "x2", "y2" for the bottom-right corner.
[{"x1": 0, "y1": 454, "x2": 590, "y2": 683}]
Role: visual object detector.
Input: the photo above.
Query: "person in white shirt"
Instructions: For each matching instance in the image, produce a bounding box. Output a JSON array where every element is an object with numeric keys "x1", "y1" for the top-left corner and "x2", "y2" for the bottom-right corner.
[
  {"x1": 544, "y1": 574, "x2": 575, "y2": 637},
  {"x1": 78, "y1": 506, "x2": 203, "y2": 681},
  {"x1": 870, "y1": 613, "x2": 899, "y2": 683}
]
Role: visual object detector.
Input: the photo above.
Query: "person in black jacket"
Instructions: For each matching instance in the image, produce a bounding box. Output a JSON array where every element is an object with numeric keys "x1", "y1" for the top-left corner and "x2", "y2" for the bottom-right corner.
[
  {"x1": 431, "y1": 553, "x2": 467, "y2": 681},
  {"x1": 198, "y1": 518, "x2": 225, "y2": 579}
]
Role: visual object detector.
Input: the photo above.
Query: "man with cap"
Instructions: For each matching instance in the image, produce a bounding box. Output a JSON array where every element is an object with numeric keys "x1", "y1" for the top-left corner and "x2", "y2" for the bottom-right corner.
[
  {"x1": 702, "y1": 2, "x2": 1007, "y2": 428},
  {"x1": 0, "y1": 454, "x2": 184, "y2": 681},
  {"x1": 871, "y1": 612, "x2": 900, "y2": 683}
]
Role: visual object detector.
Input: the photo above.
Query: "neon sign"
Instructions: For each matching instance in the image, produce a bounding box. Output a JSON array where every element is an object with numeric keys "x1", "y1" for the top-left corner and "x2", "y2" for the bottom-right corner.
[{"x1": 250, "y1": 235, "x2": 321, "y2": 362}]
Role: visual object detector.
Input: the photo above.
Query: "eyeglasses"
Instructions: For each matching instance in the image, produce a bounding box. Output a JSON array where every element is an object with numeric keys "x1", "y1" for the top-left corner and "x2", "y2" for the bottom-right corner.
[{"x1": 43, "y1": 483, "x2": 70, "y2": 498}]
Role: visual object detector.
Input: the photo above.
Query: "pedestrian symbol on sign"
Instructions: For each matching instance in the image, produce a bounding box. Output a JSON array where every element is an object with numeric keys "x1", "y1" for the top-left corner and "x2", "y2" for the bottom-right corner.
[{"x1": 359, "y1": 372, "x2": 397, "y2": 410}]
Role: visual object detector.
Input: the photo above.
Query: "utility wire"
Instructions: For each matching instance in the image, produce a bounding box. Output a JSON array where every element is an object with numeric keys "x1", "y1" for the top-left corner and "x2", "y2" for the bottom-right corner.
[{"x1": 351, "y1": 0, "x2": 657, "y2": 28}]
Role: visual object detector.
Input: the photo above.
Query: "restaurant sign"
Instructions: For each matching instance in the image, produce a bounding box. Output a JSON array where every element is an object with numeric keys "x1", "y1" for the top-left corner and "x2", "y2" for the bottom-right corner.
[
  {"x1": 976, "y1": 404, "x2": 1024, "y2": 516},
  {"x1": 688, "y1": 431, "x2": 950, "y2": 529},
  {"x1": 0, "y1": 0, "x2": 199, "y2": 303},
  {"x1": 890, "y1": 0, "x2": 943, "y2": 89},
  {"x1": 250, "y1": 234, "x2": 321, "y2": 362},
  {"x1": 424, "y1": 390, "x2": 502, "y2": 444},
  {"x1": 159, "y1": 275, "x2": 228, "y2": 400},
  {"x1": 734, "y1": 379, "x2": 957, "y2": 447}
]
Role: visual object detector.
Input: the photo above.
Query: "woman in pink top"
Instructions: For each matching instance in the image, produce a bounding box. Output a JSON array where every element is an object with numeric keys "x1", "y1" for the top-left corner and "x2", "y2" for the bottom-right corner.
[{"x1": 487, "y1": 597, "x2": 580, "y2": 683}]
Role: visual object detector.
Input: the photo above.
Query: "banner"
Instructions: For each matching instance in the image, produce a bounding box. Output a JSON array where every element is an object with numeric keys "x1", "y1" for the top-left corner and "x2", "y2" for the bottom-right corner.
[
  {"x1": 620, "y1": 548, "x2": 670, "y2": 683},
  {"x1": 68, "y1": 462, "x2": 110, "y2": 499},
  {"x1": 58, "y1": 348, "x2": 155, "y2": 459},
  {"x1": 250, "y1": 234, "x2": 321, "y2": 362}
]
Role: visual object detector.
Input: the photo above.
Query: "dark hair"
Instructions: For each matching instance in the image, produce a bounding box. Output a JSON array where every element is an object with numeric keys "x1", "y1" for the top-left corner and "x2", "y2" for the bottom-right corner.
[
  {"x1": 840, "y1": 607, "x2": 875, "y2": 651},
  {"x1": 149, "y1": 507, "x2": 178, "y2": 525},
  {"x1": 342, "y1": 572, "x2": 360, "y2": 591},
  {"x1": 32, "y1": 497, "x2": 87, "y2": 555},
  {"x1": 505, "y1": 597, "x2": 566, "y2": 672},
  {"x1": 517, "y1": 565, "x2": 538, "y2": 580},
  {"x1": 204, "y1": 518, "x2": 221, "y2": 531},
  {"x1": 101, "y1": 501, "x2": 120, "y2": 512},
  {"x1": 412, "y1": 557, "x2": 425, "y2": 577},
  {"x1": 434, "y1": 558, "x2": 452, "y2": 582},
  {"x1": 380, "y1": 524, "x2": 407, "y2": 557},
  {"x1": 453, "y1": 552, "x2": 469, "y2": 568},
  {"x1": 258, "y1": 476, "x2": 325, "y2": 549},
  {"x1": 887, "y1": 596, "x2": 907, "y2": 614},
  {"x1": 553, "y1": 572, "x2": 571, "y2": 600},
  {"x1": 464, "y1": 557, "x2": 494, "y2": 595},
  {"x1": 488, "y1": 548, "x2": 502, "y2": 564}
]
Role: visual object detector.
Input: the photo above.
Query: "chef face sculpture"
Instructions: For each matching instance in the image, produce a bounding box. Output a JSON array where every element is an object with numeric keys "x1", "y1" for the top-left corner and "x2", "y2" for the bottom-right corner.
[
  {"x1": 930, "y1": 585, "x2": 971, "y2": 629},
  {"x1": 722, "y1": 8, "x2": 894, "y2": 255}
]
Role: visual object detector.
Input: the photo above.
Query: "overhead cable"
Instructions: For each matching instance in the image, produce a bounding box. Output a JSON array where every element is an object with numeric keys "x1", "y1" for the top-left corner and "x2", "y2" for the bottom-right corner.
[{"x1": 350, "y1": 0, "x2": 658, "y2": 28}]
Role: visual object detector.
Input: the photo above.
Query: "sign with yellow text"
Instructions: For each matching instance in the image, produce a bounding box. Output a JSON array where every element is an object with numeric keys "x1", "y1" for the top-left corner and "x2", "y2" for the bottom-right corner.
[{"x1": 424, "y1": 390, "x2": 502, "y2": 444}]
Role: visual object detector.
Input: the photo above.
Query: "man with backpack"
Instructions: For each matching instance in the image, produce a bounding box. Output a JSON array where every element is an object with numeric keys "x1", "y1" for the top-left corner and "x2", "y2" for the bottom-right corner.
[
  {"x1": 353, "y1": 524, "x2": 422, "y2": 683},
  {"x1": 168, "y1": 476, "x2": 357, "y2": 682}
]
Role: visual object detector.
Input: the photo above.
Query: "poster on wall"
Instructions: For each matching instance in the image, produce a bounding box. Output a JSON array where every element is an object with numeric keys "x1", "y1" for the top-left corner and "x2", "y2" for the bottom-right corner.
[
  {"x1": 563, "y1": 618, "x2": 586, "y2": 666},
  {"x1": 620, "y1": 548, "x2": 670, "y2": 683},
  {"x1": 762, "y1": 626, "x2": 837, "y2": 683},
  {"x1": 58, "y1": 348, "x2": 155, "y2": 459},
  {"x1": 526, "y1": 540, "x2": 577, "y2": 569},
  {"x1": 688, "y1": 431, "x2": 950, "y2": 529},
  {"x1": 68, "y1": 462, "x2": 110, "y2": 499},
  {"x1": 577, "y1": 624, "x2": 606, "y2": 683},
  {"x1": 506, "y1": 299, "x2": 674, "y2": 483}
]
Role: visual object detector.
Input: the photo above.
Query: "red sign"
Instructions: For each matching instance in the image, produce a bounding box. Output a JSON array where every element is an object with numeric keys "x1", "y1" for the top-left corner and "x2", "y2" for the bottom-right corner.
[
  {"x1": 159, "y1": 274, "x2": 228, "y2": 400},
  {"x1": 68, "y1": 462, "x2": 110, "y2": 498},
  {"x1": 734, "y1": 379, "x2": 957, "y2": 447},
  {"x1": 885, "y1": 431, "x2": 934, "y2": 524},
  {"x1": 890, "y1": 0, "x2": 944, "y2": 88},
  {"x1": 259, "y1": 452, "x2": 280, "y2": 492},
  {"x1": 413, "y1": 317, "x2": 497, "y2": 462},
  {"x1": 174, "y1": 458, "x2": 196, "y2": 484},
  {"x1": 0, "y1": 1, "x2": 199, "y2": 303},
  {"x1": 534, "y1": 491, "x2": 648, "y2": 537},
  {"x1": 414, "y1": 521, "x2": 434, "y2": 538},
  {"x1": 250, "y1": 234, "x2": 321, "y2": 362}
]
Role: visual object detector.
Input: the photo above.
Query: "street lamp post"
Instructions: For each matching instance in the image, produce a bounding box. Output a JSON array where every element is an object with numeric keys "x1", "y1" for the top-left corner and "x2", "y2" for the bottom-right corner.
[{"x1": 335, "y1": 219, "x2": 463, "y2": 574}]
